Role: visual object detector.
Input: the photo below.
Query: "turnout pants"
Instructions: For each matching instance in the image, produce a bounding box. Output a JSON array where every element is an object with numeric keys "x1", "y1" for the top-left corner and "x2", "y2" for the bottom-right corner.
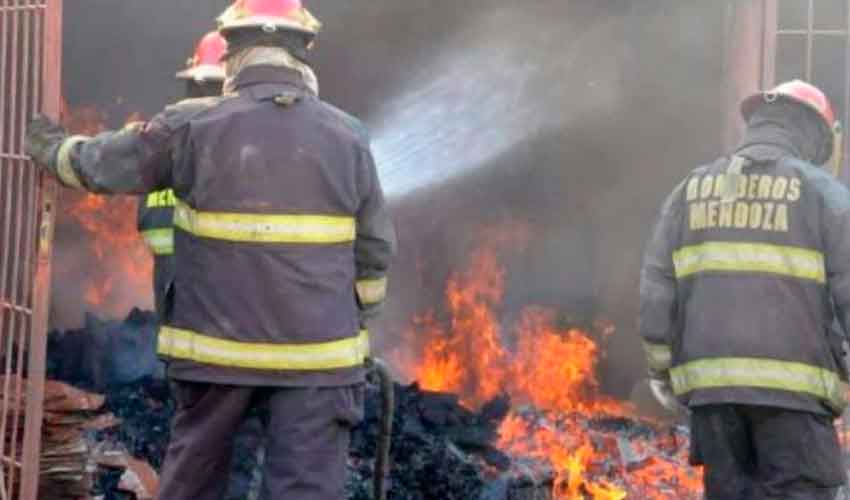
[
  {"x1": 156, "y1": 381, "x2": 364, "y2": 500},
  {"x1": 690, "y1": 404, "x2": 846, "y2": 500}
]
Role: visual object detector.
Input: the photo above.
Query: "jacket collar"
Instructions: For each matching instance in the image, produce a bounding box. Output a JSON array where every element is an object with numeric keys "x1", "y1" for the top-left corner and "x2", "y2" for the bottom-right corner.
[{"x1": 230, "y1": 65, "x2": 309, "y2": 93}]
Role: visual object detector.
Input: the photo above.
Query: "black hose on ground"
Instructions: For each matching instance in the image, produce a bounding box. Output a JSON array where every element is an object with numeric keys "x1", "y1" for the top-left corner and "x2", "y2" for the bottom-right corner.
[{"x1": 366, "y1": 357, "x2": 394, "y2": 500}]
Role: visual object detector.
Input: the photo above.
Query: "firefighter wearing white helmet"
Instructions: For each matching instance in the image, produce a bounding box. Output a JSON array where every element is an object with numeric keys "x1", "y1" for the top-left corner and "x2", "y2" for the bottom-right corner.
[
  {"x1": 640, "y1": 79, "x2": 850, "y2": 499},
  {"x1": 25, "y1": 0, "x2": 395, "y2": 498}
]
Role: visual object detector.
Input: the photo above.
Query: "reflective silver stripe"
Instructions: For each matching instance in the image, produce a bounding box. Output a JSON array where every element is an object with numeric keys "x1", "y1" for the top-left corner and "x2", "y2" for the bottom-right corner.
[
  {"x1": 643, "y1": 341, "x2": 672, "y2": 372},
  {"x1": 158, "y1": 326, "x2": 370, "y2": 371},
  {"x1": 670, "y1": 357, "x2": 849, "y2": 412},
  {"x1": 56, "y1": 135, "x2": 89, "y2": 189},
  {"x1": 673, "y1": 242, "x2": 826, "y2": 284},
  {"x1": 142, "y1": 228, "x2": 174, "y2": 256},
  {"x1": 356, "y1": 277, "x2": 387, "y2": 305},
  {"x1": 173, "y1": 199, "x2": 356, "y2": 244}
]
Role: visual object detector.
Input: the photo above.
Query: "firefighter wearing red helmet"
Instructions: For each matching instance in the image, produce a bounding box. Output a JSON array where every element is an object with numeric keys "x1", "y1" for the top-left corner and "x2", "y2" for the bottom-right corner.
[
  {"x1": 176, "y1": 31, "x2": 228, "y2": 90},
  {"x1": 640, "y1": 79, "x2": 850, "y2": 499},
  {"x1": 25, "y1": 0, "x2": 395, "y2": 498},
  {"x1": 139, "y1": 31, "x2": 228, "y2": 318}
]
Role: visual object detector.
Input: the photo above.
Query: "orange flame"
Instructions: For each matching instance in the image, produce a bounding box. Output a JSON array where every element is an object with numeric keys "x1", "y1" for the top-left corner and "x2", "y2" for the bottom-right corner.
[
  {"x1": 409, "y1": 244, "x2": 620, "y2": 412},
  {"x1": 402, "y1": 228, "x2": 702, "y2": 498},
  {"x1": 53, "y1": 104, "x2": 153, "y2": 320}
]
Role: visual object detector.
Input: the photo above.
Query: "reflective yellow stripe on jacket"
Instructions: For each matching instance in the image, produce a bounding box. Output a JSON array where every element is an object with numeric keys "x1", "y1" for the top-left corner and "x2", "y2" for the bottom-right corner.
[
  {"x1": 673, "y1": 242, "x2": 826, "y2": 284},
  {"x1": 642, "y1": 341, "x2": 672, "y2": 372},
  {"x1": 173, "y1": 200, "x2": 356, "y2": 244},
  {"x1": 670, "y1": 357, "x2": 849, "y2": 412},
  {"x1": 142, "y1": 228, "x2": 174, "y2": 256},
  {"x1": 157, "y1": 326, "x2": 370, "y2": 371},
  {"x1": 146, "y1": 189, "x2": 177, "y2": 208},
  {"x1": 356, "y1": 277, "x2": 388, "y2": 305}
]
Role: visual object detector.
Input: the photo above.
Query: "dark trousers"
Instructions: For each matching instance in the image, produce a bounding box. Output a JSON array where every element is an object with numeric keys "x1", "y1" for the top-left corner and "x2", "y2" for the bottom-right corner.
[
  {"x1": 156, "y1": 381, "x2": 364, "y2": 500},
  {"x1": 690, "y1": 404, "x2": 846, "y2": 500}
]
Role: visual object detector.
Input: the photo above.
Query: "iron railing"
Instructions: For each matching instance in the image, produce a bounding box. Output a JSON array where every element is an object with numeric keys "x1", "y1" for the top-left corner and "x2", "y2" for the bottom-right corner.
[{"x1": 0, "y1": 1, "x2": 61, "y2": 499}]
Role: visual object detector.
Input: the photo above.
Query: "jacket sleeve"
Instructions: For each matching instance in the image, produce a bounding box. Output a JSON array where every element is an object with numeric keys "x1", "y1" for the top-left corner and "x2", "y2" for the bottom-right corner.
[
  {"x1": 354, "y1": 144, "x2": 397, "y2": 322},
  {"x1": 820, "y1": 176, "x2": 850, "y2": 339},
  {"x1": 639, "y1": 180, "x2": 686, "y2": 378},
  {"x1": 53, "y1": 100, "x2": 208, "y2": 194}
]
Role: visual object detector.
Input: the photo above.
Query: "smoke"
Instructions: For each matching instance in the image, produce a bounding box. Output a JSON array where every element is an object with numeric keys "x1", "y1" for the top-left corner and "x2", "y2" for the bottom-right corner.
[
  {"x1": 60, "y1": 0, "x2": 732, "y2": 400},
  {"x1": 366, "y1": 0, "x2": 730, "y2": 400},
  {"x1": 372, "y1": 6, "x2": 625, "y2": 196}
]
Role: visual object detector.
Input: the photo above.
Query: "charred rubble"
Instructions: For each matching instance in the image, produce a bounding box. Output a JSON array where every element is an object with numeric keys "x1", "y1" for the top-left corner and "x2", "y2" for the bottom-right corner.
[
  {"x1": 42, "y1": 309, "x2": 713, "y2": 499},
  {"x1": 46, "y1": 309, "x2": 525, "y2": 499}
]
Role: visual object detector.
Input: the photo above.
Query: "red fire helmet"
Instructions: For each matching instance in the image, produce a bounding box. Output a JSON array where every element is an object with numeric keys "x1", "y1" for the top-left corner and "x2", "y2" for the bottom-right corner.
[
  {"x1": 176, "y1": 31, "x2": 227, "y2": 83},
  {"x1": 741, "y1": 79, "x2": 842, "y2": 169},
  {"x1": 741, "y1": 79, "x2": 837, "y2": 132},
  {"x1": 217, "y1": 0, "x2": 321, "y2": 36}
]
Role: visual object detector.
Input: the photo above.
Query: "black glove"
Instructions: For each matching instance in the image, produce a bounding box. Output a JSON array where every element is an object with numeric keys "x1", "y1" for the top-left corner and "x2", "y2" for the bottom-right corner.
[{"x1": 25, "y1": 114, "x2": 67, "y2": 170}]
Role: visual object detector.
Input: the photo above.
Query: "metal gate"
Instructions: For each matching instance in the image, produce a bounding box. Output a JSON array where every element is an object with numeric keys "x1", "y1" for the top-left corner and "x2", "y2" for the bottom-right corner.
[{"x1": 0, "y1": 1, "x2": 61, "y2": 499}]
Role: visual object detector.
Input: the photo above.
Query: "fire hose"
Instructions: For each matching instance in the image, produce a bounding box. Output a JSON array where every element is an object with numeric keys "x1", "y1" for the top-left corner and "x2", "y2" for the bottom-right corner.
[{"x1": 365, "y1": 357, "x2": 394, "y2": 500}]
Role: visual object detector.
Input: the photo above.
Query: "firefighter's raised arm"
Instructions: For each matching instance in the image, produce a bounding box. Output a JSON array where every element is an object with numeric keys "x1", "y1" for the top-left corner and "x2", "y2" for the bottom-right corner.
[
  {"x1": 819, "y1": 175, "x2": 850, "y2": 337},
  {"x1": 25, "y1": 100, "x2": 212, "y2": 195}
]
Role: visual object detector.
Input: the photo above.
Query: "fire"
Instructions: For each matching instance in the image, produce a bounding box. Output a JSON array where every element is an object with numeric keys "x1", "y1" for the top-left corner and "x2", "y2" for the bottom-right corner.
[
  {"x1": 402, "y1": 231, "x2": 703, "y2": 498},
  {"x1": 52, "y1": 104, "x2": 153, "y2": 321},
  {"x1": 414, "y1": 248, "x2": 508, "y2": 404},
  {"x1": 409, "y1": 244, "x2": 621, "y2": 412},
  {"x1": 64, "y1": 191, "x2": 152, "y2": 314}
]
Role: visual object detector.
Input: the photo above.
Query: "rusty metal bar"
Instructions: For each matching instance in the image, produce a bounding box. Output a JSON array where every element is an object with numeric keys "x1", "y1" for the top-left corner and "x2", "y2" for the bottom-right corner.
[
  {"x1": 778, "y1": 29, "x2": 849, "y2": 35},
  {"x1": 0, "y1": 1, "x2": 18, "y2": 496},
  {"x1": 0, "y1": 5, "x2": 38, "y2": 12},
  {"x1": 5, "y1": 2, "x2": 25, "y2": 493},
  {"x1": 0, "y1": 0, "x2": 11, "y2": 492},
  {"x1": 0, "y1": 304, "x2": 31, "y2": 317},
  {"x1": 9, "y1": 4, "x2": 37, "y2": 494},
  {"x1": 0, "y1": 1, "x2": 7, "y2": 158},
  {"x1": 20, "y1": 0, "x2": 61, "y2": 497},
  {"x1": 0, "y1": 1, "x2": 60, "y2": 499}
]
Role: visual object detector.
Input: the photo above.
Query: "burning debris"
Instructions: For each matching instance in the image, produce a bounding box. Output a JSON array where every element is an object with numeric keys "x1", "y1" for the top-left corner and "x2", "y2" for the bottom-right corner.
[
  {"x1": 37, "y1": 225, "x2": 709, "y2": 499},
  {"x1": 41, "y1": 351, "x2": 702, "y2": 500},
  {"x1": 389, "y1": 238, "x2": 704, "y2": 499},
  {"x1": 50, "y1": 105, "x2": 154, "y2": 328},
  {"x1": 44, "y1": 251, "x2": 705, "y2": 500}
]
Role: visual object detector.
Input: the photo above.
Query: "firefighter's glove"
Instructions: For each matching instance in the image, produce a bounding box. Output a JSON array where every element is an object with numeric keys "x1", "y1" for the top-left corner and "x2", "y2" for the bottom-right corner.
[
  {"x1": 25, "y1": 114, "x2": 66, "y2": 171},
  {"x1": 649, "y1": 376, "x2": 688, "y2": 415}
]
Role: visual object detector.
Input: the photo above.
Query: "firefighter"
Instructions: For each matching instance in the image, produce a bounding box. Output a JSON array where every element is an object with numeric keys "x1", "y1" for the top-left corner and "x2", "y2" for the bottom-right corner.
[
  {"x1": 640, "y1": 80, "x2": 850, "y2": 499},
  {"x1": 141, "y1": 30, "x2": 227, "y2": 317},
  {"x1": 25, "y1": 0, "x2": 396, "y2": 498}
]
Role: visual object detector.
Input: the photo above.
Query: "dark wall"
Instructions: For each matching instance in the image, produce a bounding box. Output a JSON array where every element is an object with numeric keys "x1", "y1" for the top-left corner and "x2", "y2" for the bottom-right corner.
[{"x1": 61, "y1": 1, "x2": 731, "y2": 397}]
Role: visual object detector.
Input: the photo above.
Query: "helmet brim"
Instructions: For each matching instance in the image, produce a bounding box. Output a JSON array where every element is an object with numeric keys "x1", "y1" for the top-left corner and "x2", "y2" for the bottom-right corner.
[
  {"x1": 741, "y1": 91, "x2": 834, "y2": 131},
  {"x1": 176, "y1": 65, "x2": 226, "y2": 83},
  {"x1": 740, "y1": 91, "x2": 836, "y2": 165},
  {"x1": 218, "y1": 16, "x2": 319, "y2": 36}
]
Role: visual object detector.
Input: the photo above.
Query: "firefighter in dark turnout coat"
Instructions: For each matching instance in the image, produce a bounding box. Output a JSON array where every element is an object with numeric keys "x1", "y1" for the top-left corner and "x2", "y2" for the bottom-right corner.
[
  {"x1": 140, "y1": 31, "x2": 228, "y2": 317},
  {"x1": 640, "y1": 80, "x2": 850, "y2": 500},
  {"x1": 26, "y1": 1, "x2": 396, "y2": 498}
]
